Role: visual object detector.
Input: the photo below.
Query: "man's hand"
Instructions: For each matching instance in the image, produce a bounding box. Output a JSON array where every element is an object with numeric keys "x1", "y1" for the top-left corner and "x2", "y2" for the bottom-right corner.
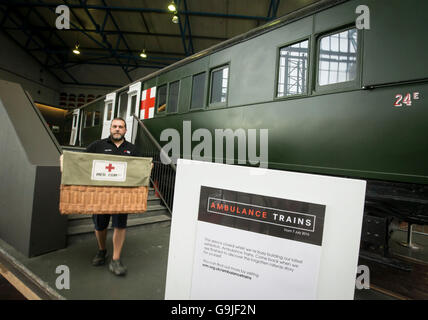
[{"x1": 60, "y1": 154, "x2": 63, "y2": 173}]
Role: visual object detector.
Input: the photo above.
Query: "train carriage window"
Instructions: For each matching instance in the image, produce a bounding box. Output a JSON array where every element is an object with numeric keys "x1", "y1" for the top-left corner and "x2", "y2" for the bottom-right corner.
[
  {"x1": 168, "y1": 81, "x2": 179, "y2": 113},
  {"x1": 318, "y1": 28, "x2": 358, "y2": 86},
  {"x1": 118, "y1": 92, "x2": 128, "y2": 119},
  {"x1": 94, "y1": 111, "x2": 101, "y2": 126},
  {"x1": 85, "y1": 111, "x2": 93, "y2": 128},
  {"x1": 210, "y1": 65, "x2": 229, "y2": 105},
  {"x1": 277, "y1": 40, "x2": 309, "y2": 97},
  {"x1": 106, "y1": 103, "x2": 113, "y2": 120},
  {"x1": 157, "y1": 84, "x2": 167, "y2": 113},
  {"x1": 130, "y1": 95, "x2": 137, "y2": 116},
  {"x1": 191, "y1": 72, "x2": 206, "y2": 110}
]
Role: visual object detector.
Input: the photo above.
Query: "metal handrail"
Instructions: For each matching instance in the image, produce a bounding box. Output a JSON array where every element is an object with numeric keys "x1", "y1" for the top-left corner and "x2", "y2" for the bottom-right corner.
[
  {"x1": 133, "y1": 114, "x2": 176, "y2": 172},
  {"x1": 149, "y1": 168, "x2": 173, "y2": 215},
  {"x1": 133, "y1": 114, "x2": 176, "y2": 215}
]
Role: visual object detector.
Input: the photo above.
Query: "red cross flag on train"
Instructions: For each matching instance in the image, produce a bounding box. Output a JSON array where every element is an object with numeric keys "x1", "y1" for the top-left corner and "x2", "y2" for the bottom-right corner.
[{"x1": 140, "y1": 87, "x2": 156, "y2": 120}]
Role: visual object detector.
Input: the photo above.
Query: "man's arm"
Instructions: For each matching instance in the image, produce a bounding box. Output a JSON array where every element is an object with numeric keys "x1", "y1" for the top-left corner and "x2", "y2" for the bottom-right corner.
[{"x1": 86, "y1": 141, "x2": 98, "y2": 153}]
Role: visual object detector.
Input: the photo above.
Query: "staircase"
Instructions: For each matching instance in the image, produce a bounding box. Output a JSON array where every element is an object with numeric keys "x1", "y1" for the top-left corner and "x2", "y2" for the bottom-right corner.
[{"x1": 66, "y1": 188, "x2": 171, "y2": 237}]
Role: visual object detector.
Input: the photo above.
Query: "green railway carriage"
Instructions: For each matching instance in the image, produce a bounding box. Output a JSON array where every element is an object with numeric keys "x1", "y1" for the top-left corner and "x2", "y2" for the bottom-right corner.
[{"x1": 68, "y1": 0, "x2": 428, "y2": 238}]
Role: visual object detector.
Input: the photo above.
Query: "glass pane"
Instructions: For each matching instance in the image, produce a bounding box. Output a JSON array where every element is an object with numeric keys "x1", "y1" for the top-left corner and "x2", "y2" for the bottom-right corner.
[
  {"x1": 277, "y1": 40, "x2": 309, "y2": 97},
  {"x1": 94, "y1": 111, "x2": 101, "y2": 126},
  {"x1": 131, "y1": 95, "x2": 137, "y2": 115},
  {"x1": 318, "y1": 28, "x2": 358, "y2": 86},
  {"x1": 191, "y1": 72, "x2": 206, "y2": 109},
  {"x1": 168, "y1": 81, "x2": 180, "y2": 113},
  {"x1": 210, "y1": 66, "x2": 229, "y2": 104},
  {"x1": 157, "y1": 85, "x2": 167, "y2": 113},
  {"x1": 107, "y1": 103, "x2": 113, "y2": 120},
  {"x1": 118, "y1": 92, "x2": 127, "y2": 119},
  {"x1": 85, "y1": 111, "x2": 93, "y2": 127}
]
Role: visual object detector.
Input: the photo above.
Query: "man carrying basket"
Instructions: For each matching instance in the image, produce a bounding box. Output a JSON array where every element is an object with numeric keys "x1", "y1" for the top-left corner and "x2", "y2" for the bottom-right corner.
[{"x1": 85, "y1": 117, "x2": 141, "y2": 276}]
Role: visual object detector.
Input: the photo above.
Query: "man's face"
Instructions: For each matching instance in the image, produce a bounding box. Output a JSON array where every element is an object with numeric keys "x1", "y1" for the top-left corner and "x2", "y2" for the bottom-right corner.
[{"x1": 110, "y1": 119, "x2": 127, "y2": 141}]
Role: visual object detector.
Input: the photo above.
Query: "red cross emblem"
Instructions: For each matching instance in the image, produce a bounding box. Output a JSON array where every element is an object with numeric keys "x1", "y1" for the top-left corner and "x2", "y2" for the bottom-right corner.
[
  {"x1": 105, "y1": 163, "x2": 115, "y2": 172},
  {"x1": 140, "y1": 87, "x2": 156, "y2": 120}
]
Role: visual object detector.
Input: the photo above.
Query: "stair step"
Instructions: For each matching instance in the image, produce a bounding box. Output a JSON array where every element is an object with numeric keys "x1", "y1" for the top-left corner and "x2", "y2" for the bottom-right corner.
[{"x1": 67, "y1": 214, "x2": 171, "y2": 236}]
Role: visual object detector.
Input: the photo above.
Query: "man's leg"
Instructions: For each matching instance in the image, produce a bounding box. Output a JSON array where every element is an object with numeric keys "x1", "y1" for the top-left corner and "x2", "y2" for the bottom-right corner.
[
  {"x1": 92, "y1": 215, "x2": 110, "y2": 250},
  {"x1": 95, "y1": 229, "x2": 108, "y2": 250},
  {"x1": 111, "y1": 214, "x2": 128, "y2": 260},
  {"x1": 92, "y1": 215, "x2": 110, "y2": 266},
  {"x1": 109, "y1": 214, "x2": 128, "y2": 275},
  {"x1": 112, "y1": 228, "x2": 126, "y2": 260}
]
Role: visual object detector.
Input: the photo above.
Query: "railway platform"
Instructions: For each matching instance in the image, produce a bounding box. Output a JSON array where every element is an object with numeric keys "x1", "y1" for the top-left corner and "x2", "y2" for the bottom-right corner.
[{"x1": 2, "y1": 219, "x2": 426, "y2": 300}]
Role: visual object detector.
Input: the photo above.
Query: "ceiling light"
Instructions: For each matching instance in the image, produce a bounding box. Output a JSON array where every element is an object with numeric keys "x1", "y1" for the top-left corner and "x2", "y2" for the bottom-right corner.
[
  {"x1": 140, "y1": 49, "x2": 147, "y2": 59},
  {"x1": 168, "y1": 2, "x2": 176, "y2": 12},
  {"x1": 72, "y1": 43, "x2": 80, "y2": 55},
  {"x1": 172, "y1": 14, "x2": 179, "y2": 24}
]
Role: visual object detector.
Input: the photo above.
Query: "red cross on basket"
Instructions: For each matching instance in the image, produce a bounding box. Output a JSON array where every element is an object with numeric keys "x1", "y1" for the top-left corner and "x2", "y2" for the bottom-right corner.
[
  {"x1": 105, "y1": 163, "x2": 115, "y2": 172},
  {"x1": 140, "y1": 87, "x2": 156, "y2": 120}
]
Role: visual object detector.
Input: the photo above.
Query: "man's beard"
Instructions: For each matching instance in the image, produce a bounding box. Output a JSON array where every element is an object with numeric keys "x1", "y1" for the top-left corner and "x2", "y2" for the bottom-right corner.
[{"x1": 110, "y1": 133, "x2": 124, "y2": 141}]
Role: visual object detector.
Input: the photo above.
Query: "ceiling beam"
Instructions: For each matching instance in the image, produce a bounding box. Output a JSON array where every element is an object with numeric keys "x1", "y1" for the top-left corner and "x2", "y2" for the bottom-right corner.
[
  {"x1": 2, "y1": 26, "x2": 229, "y2": 42},
  {"x1": 58, "y1": 61, "x2": 165, "y2": 70},
  {"x1": 0, "y1": 7, "x2": 65, "y2": 84},
  {"x1": 77, "y1": 0, "x2": 132, "y2": 82},
  {"x1": 267, "y1": 0, "x2": 281, "y2": 20},
  {"x1": 176, "y1": 0, "x2": 194, "y2": 56},
  {"x1": 27, "y1": 47, "x2": 184, "y2": 62},
  {"x1": 0, "y1": 2, "x2": 271, "y2": 21}
]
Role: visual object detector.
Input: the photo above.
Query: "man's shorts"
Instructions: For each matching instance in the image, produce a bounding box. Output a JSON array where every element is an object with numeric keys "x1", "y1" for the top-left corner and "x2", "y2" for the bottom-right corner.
[{"x1": 92, "y1": 214, "x2": 128, "y2": 231}]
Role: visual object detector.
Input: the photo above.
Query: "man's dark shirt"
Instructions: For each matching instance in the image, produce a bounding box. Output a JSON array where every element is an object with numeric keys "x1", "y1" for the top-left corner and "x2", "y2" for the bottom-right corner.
[{"x1": 85, "y1": 137, "x2": 141, "y2": 157}]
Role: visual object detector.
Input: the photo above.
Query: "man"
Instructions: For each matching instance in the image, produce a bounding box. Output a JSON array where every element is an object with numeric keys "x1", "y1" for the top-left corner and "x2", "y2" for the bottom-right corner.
[{"x1": 85, "y1": 117, "x2": 141, "y2": 276}]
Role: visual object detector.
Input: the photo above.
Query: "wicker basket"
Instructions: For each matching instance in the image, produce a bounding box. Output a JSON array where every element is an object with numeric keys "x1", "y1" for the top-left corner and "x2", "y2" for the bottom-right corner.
[{"x1": 59, "y1": 185, "x2": 148, "y2": 214}]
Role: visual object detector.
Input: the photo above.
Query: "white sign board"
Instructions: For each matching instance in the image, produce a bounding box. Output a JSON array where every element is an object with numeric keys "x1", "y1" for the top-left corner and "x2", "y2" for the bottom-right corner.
[{"x1": 165, "y1": 159, "x2": 366, "y2": 300}]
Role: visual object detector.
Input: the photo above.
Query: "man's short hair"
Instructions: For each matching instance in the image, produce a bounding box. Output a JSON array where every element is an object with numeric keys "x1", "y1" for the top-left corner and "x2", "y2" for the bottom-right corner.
[{"x1": 111, "y1": 117, "x2": 126, "y2": 128}]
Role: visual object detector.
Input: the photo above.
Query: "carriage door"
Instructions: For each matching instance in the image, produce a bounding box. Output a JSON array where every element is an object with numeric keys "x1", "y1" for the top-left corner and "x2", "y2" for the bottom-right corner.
[
  {"x1": 101, "y1": 92, "x2": 116, "y2": 139},
  {"x1": 69, "y1": 109, "x2": 80, "y2": 145},
  {"x1": 126, "y1": 82, "x2": 142, "y2": 143}
]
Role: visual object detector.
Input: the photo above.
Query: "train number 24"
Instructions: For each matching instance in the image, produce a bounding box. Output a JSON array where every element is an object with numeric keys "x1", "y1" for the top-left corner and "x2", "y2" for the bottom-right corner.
[{"x1": 394, "y1": 92, "x2": 420, "y2": 107}]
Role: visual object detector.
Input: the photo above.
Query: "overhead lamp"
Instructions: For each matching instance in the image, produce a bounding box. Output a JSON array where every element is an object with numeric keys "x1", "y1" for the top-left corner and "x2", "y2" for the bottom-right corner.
[
  {"x1": 172, "y1": 13, "x2": 179, "y2": 24},
  {"x1": 167, "y1": 1, "x2": 176, "y2": 12},
  {"x1": 72, "y1": 42, "x2": 80, "y2": 55},
  {"x1": 140, "y1": 49, "x2": 147, "y2": 59}
]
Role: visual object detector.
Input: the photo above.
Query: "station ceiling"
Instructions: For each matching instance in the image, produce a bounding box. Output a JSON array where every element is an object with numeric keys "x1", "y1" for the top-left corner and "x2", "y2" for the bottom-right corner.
[{"x1": 0, "y1": 0, "x2": 320, "y2": 86}]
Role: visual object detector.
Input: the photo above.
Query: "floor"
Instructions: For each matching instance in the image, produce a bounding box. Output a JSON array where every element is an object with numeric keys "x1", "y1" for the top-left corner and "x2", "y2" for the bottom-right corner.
[
  {"x1": 358, "y1": 230, "x2": 428, "y2": 300},
  {"x1": 0, "y1": 222, "x2": 426, "y2": 300},
  {"x1": 0, "y1": 222, "x2": 171, "y2": 300}
]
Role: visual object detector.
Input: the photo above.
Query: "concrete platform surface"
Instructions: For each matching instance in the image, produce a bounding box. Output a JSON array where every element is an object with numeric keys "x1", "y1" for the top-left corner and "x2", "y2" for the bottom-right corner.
[
  {"x1": 0, "y1": 221, "x2": 408, "y2": 300},
  {"x1": 0, "y1": 222, "x2": 171, "y2": 300}
]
